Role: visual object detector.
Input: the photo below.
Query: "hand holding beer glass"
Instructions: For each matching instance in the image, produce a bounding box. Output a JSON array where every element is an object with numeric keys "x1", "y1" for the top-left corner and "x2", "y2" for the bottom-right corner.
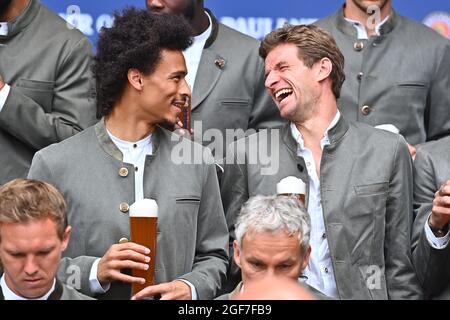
[
  {"x1": 277, "y1": 176, "x2": 306, "y2": 205},
  {"x1": 129, "y1": 199, "x2": 158, "y2": 295}
]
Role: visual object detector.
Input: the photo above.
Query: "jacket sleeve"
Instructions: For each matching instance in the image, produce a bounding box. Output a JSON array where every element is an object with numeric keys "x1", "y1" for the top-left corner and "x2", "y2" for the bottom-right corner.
[
  {"x1": 385, "y1": 136, "x2": 423, "y2": 299},
  {"x1": 0, "y1": 37, "x2": 97, "y2": 150},
  {"x1": 219, "y1": 141, "x2": 249, "y2": 293},
  {"x1": 426, "y1": 41, "x2": 450, "y2": 141},
  {"x1": 28, "y1": 151, "x2": 99, "y2": 297},
  {"x1": 411, "y1": 145, "x2": 450, "y2": 298},
  {"x1": 247, "y1": 54, "x2": 285, "y2": 130},
  {"x1": 179, "y1": 150, "x2": 229, "y2": 300}
]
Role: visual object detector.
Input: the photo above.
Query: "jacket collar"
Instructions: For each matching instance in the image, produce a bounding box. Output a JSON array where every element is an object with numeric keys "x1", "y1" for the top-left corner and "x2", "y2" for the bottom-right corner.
[
  {"x1": 95, "y1": 118, "x2": 164, "y2": 162},
  {"x1": 335, "y1": 5, "x2": 398, "y2": 37},
  {"x1": 282, "y1": 115, "x2": 349, "y2": 155},
  {"x1": 204, "y1": 8, "x2": 219, "y2": 49},
  {"x1": 0, "y1": 0, "x2": 40, "y2": 40}
]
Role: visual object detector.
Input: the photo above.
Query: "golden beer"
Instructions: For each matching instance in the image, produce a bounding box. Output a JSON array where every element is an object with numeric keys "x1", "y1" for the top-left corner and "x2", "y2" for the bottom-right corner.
[{"x1": 129, "y1": 199, "x2": 158, "y2": 295}]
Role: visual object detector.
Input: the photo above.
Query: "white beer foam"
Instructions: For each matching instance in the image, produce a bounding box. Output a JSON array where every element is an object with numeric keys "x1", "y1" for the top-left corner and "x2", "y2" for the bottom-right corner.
[
  {"x1": 277, "y1": 176, "x2": 306, "y2": 195},
  {"x1": 129, "y1": 199, "x2": 158, "y2": 218}
]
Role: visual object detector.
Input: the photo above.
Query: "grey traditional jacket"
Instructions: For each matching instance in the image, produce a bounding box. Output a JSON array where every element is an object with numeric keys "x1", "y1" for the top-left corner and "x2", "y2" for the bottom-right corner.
[
  {"x1": 315, "y1": 8, "x2": 450, "y2": 145},
  {"x1": 190, "y1": 10, "x2": 285, "y2": 159},
  {"x1": 28, "y1": 120, "x2": 229, "y2": 300},
  {"x1": 411, "y1": 137, "x2": 450, "y2": 299},
  {"x1": 221, "y1": 118, "x2": 422, "y2": 299},
  {"x1": 0, "y1": 0, "x2": 97, "y2": 184}
]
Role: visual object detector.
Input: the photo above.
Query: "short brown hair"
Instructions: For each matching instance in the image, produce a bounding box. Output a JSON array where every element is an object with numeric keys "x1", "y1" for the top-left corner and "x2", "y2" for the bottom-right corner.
[
  {"x1": 0, "y1": 179, "x2": 68, "y2": 240},
  {"x1": 260, "y1": 24, "x2": 345, "y2": 99}
]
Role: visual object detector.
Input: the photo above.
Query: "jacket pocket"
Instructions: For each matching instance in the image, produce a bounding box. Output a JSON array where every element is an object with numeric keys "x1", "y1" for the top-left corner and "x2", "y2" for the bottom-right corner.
[
  {"x1": 354, "y1": 182, "x2": 389, "y2": 196},
  {"x1": 219, "y1": 99, "x2": 250, "y2": 109},
  {"x1": 16, "y1": 79, "x2": 55, "y2": 113}
]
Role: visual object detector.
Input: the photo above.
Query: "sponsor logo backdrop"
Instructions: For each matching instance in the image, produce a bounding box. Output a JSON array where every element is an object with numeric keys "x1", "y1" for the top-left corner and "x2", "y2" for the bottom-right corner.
[{"x1": 42, "y1": 0, "x2": 450, "y2": 47}]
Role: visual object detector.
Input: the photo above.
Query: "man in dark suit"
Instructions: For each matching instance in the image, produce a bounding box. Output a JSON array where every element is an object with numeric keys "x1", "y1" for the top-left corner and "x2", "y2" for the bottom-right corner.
[
  {"x1": 146, "y1": 0, "x2": 284, "y2": 160},
  {"x1": 411, "y1": 137, "x2": 450, "y2": 299}
]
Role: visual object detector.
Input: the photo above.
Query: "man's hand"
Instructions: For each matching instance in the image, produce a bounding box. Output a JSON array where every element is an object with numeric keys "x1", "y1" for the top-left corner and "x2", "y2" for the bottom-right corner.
[
  {"x1": 429, "y1": 180, "x2": 450, "y2": 232},
  {"x1": 97, "y1": 242, "x2": 151, "y2": 287},
  {"x1": 131, "y1": 280, "x2": 192, "y2": 300}
]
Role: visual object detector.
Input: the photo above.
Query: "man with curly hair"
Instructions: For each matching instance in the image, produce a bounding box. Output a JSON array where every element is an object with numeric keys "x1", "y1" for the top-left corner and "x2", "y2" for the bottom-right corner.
[{"x1": 28, "y1": 8, "x2": 229, "y2": 300}]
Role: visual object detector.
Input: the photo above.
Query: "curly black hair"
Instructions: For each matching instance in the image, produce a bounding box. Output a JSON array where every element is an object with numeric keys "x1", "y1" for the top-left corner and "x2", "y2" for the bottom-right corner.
[{"x1": 94, "y1": 7, "x2": 193, "y2": 117}]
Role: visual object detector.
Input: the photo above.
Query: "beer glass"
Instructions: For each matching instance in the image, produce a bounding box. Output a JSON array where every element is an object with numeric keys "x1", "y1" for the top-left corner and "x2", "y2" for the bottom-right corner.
[
  {"x1": 129, "y1": 199, "x2": 158, "y2": 295},
  {"x1": 277, "y1": 176, "x2": 306, "y2": 204}
]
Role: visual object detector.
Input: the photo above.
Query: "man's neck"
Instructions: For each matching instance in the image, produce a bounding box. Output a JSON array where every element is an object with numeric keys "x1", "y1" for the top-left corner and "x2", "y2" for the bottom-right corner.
[
  {"x1": 0, "y1": 0, "x2": 29, "y2": 22},
  {"x1": 343, "y1": 1, "x2": 391, "y2": 37},
  {"x1": 105, "y1": 105, "x2": 156, "y2": 142},
  {"x1": 190, "y1": 7, "x2": 210, "y2": 36}
]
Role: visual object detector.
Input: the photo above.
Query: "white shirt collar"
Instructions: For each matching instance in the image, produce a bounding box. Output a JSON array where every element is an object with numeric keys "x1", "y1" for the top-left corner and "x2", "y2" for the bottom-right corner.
[
  {"x1": 194, "y1": 11, "x2": 212, "y2": 44},
  {"x1": 1, "y1": 274, "x2": 56, "y2": 300},
  {"x1": 291, "y1": 111, "x2": 341, "y2": 150},
  {"x1": 0, "y1": 22, "x2": 8, "y2": 36},
  {"x1": 106, "y1": 129, "x2": 152, "y2": 151},
  {"x1": 344, "y1": 14, "x2": 390, "y2": 39}
]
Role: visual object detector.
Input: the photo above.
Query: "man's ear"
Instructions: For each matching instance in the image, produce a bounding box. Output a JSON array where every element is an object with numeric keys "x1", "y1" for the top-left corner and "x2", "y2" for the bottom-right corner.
[
  {"x1": 300, "y1": 245, "x2": 312, "y2": 271},
  {"x1": 316, "y1": 57, "x2": 333, "y2": 82},
  {"x1": 127, "y1": 68, "x2": 144, "y2": 91},
  {"x1": 233, "y1": 240, "x2": 242, "y2": 269},
  {"x1": 61, "y1": 226, "x2": 72, "y2": 252}
]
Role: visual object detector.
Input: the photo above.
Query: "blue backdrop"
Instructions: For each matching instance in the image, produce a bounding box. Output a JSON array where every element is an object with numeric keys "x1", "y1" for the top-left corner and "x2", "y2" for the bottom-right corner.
[{"x1": 42, "y1": 0, "x2": 450, "y2": 46}]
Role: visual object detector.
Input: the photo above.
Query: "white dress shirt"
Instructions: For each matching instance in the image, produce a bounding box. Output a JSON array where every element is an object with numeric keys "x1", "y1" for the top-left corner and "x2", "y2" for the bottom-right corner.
[
  {"x1": 182, "y1": 11, "x2": 212, "y2": 91},
  {"x1": 290, "y1": 111, "x2": 341, "y2": 299},
  {"x1": 1, "y1": 274, "x2": 55, "y2": 300},
  {"x1": 424, "y1": 213, "x2": 450, "y2": 249},
  {"x1": 345, "y1": 14, "x2": 390, "y2": 39},
  {"x1": 0, "y1": 22, "x2": 10, "y2": 112}
]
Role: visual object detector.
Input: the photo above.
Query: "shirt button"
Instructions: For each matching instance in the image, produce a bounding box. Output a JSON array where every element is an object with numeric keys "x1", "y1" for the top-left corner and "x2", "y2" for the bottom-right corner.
[
  {"x1": 133, "y1": 144, "x2": 137, "y2": 148},
  {"x1": 357, "y1": 72, "x2": 364, "y2": 80},
  {"x1": 353, "y1": 41, "x2": 364, "y2": 51},
  {"x1": 322, "y1": 233, "x2": 327, "y2": 240},
  {"x1": 119, "y1": 202, "x2": 130, "y2": 214},
  {"x1": 324, "y1": 267, "x2": 329, "y2": 273},
  {"x1": 361, "y1": 105, "x2": 373, "y2": 116},
  {"x1": 119, "y1": 167, "x2": 129, "y2": 178},
  {"x1": 135, "y1": 166, "x2": 138, "y2": 172}
]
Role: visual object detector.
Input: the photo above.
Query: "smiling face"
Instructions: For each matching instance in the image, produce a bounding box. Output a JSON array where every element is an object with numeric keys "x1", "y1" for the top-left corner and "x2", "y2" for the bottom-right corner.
[
  {"x1": 0, "y1": 218, "x2": 70, "y2": 299},
  {"x1": 264, "y1": 43, "x2": 321, "y2": 123},
  {"x1": 233, "y1": 229, "x2": 310, "y2": 284},
  {"x1": 137, "y1": 49, "x2": 190, "y2": 126}
]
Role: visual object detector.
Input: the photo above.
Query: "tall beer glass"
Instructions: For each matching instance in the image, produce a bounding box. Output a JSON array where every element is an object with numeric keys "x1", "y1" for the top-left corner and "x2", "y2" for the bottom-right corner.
[{"x1": 129, "y1": 199, "x2": 158, "y2": 295}]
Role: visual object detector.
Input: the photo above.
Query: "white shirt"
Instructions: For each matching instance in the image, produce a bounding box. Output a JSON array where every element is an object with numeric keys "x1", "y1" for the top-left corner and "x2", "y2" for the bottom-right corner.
[
  {"x1": 424, "y1": 213, "x2": 450, "y2": 249},
  {"x1": 0, "y1": 23, "x2": 10, "y2": 113},
  {"x1": 0, "y1": 83, "x2": 11, "y2": 113},
  {"x1": 108, "y1": 130, "x2": 153, "y2": 202},
  {"x1": 345, "y1": 14, "x2": 390, "y2": 39},
  {"x1": 89, "y1": 130, "x2": 198, "y2": 299},
  {"x1": 1, "y1": 274, "x2": 55, "y2": 300},
  {"x1": 0, "y1": 22, "x2": 8, "y2": 36},
  {"x1": 290, "y1": 111, "x2": 341, "y2": 299},
  {"x1": 182, "y1": 11, "x2": 212, "y2": 91}
]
